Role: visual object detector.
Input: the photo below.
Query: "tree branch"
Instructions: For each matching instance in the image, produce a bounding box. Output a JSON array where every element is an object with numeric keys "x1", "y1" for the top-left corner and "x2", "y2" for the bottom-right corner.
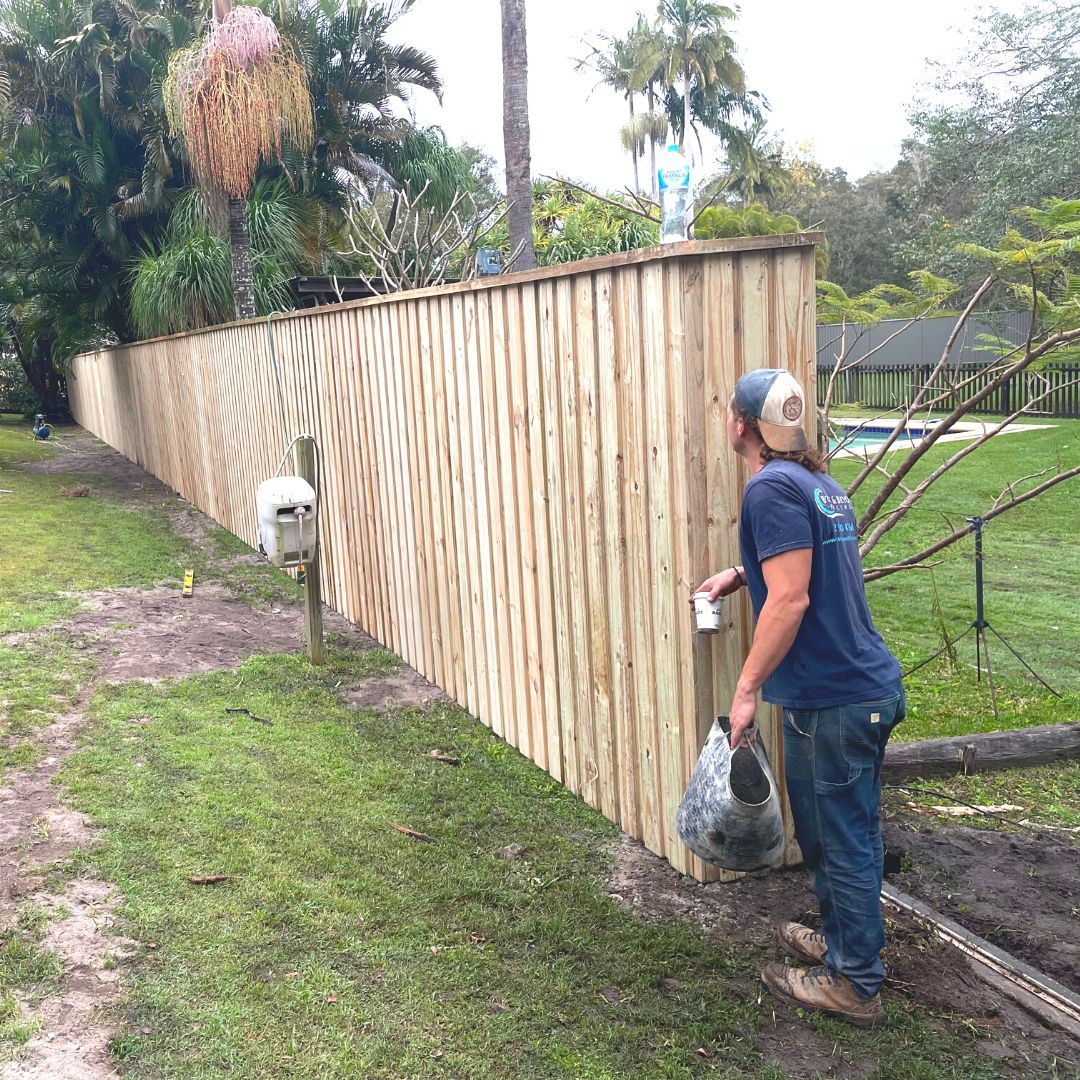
[
  {"x1": 846, "y1": 276, "x2": 997, "y2": 498},
  {"x1": 863, "y1": 464, "x2": 1080, "y2": 582},
  {"x1": 854, "y1": 322, "x2": 1080, "y2": 536},
  {"x1": 858, "y1": 375, "x2": 1080, "y2": 556}
]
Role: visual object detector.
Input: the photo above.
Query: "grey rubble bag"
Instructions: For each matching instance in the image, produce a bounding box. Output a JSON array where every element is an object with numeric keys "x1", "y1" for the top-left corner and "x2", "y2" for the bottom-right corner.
[{"x1": 676, "y1": 716, "x2": 785, "y2": 872}]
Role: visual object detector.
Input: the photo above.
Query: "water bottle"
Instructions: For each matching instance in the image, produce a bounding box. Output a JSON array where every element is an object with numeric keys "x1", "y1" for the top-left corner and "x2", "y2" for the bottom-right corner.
[{"x1": 658, "y1": 144, "x2": 692, "y2": 244}]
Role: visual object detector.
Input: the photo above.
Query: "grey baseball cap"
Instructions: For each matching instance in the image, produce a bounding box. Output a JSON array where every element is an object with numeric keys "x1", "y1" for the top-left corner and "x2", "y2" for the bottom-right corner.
[{"x1": 733, "y1": 369, "x2": 809, "y2": 452}]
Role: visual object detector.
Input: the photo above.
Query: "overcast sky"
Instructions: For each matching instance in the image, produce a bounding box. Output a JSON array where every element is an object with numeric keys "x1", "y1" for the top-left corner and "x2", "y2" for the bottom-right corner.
[{"x1": 389, "y1": 0, "x2": 1026, "y2": 191}]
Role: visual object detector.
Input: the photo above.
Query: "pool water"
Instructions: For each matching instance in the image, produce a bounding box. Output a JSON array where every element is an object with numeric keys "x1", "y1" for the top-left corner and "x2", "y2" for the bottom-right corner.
[{"x1": 829, "y1": 424, "x2": 929, "y2": 453}]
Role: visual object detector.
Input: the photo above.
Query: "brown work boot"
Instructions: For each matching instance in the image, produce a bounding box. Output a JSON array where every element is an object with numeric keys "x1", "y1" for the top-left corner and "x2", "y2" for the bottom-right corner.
[
  {"x1": 761, "y1": 963, "x2": 885, "y2": 1029},
  {"x1": 776, "y1": 921, "x2": 828, "y2": 965}
]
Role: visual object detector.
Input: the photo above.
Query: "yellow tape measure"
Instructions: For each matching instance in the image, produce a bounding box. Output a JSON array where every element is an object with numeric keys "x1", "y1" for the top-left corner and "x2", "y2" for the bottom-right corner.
[{"x1": 182, "y1": 569, "x2": 194, "y2": 598}]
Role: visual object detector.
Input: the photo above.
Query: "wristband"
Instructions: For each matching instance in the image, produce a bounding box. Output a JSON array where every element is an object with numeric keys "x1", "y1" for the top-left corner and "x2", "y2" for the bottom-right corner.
[{"x1": 731, "y1": 566, "x2": 747, "y2": 587}]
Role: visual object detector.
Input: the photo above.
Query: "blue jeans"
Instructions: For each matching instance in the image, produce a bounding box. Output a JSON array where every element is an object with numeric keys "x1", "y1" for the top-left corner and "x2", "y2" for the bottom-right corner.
[{"x1": 782, "y1": 681, "x2": 905, "y2": 998}]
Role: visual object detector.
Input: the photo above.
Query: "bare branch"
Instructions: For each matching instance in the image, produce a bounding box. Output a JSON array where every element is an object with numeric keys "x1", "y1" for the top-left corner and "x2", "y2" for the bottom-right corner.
[
  {"x1": 858, "y1": 375, "x2": 1080, "y2": 556},
  {"x1": 863, "y1": 464, "x2": 1080, "y2": 582},
  {"x1": 846, "y1": 276, "x2": 997, "y2": 497},
  {"x1": 861, "y1": 561, "x2": 942, "y2": 581},
  {"x1": 854, "y1": 322, "x2": 1080, "y2": 535},
  {"x1": 338, "y1": 183, "x2": 512, "y2": 293},
  {"x1": 991, "y1": 465, "x2": 1057, "y2": 510},
  {"x1": 539, "y1": 175, "x2": 657, "y2": 223}
]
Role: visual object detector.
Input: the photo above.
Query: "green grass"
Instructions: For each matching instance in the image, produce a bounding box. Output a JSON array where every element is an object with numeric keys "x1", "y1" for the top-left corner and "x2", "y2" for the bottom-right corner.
[
  {"x1": 0, "y1": 422, "x2": 195, "y2": 631},
  {"x1": 59, "y1": 652, "x2": 1006, "y2": 1080},
  {"x1": 835, "y1": 417, "x2": 1080, "y2": 740},
  {"x1": 0, "y1": 418, "x2": 197, "y2": 757},
  {"x1": 886, "y1": 759, "x2": 1080, "y2": 835},
  {"x1": 0, "y1": 909, "x2": 63, "y2": 1054}
]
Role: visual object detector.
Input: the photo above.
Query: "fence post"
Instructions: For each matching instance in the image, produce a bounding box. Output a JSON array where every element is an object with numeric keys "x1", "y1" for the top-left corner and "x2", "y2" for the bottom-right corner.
[{"x1": 295, "y1": 435, "x2": 325, "y2": 666}]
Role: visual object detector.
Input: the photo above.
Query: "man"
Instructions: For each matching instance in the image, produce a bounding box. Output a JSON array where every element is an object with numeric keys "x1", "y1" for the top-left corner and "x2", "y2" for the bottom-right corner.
[{"x1": 695, "y1": 368, "x2": 904, "y2": 1029}]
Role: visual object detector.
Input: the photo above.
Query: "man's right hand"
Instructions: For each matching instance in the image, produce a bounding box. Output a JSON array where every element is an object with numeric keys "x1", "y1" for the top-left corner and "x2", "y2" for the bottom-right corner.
[{"x1": 692, "y1": 566, "x2": 745, "y2": 603}]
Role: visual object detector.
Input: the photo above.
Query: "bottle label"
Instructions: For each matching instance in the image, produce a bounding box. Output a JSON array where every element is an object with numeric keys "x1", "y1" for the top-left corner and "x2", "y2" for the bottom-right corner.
[{"x1": 658, "y1": 164, "x2": 690, "y2": 190}]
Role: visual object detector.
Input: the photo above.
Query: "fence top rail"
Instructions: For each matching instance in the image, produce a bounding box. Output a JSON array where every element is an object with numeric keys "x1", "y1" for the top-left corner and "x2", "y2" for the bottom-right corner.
[{"x1": 75, "y1": 232, "x2": 824, "y2": 357}]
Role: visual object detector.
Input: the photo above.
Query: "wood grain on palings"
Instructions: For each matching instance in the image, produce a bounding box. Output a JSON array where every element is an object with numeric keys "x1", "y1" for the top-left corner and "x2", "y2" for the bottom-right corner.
[{"x1": 68, "y1": 239, "x2": 819, "y2": 880}]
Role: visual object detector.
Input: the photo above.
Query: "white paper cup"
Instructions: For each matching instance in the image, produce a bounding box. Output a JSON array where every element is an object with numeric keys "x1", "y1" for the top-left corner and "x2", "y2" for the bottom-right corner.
[{"x1": 692, "y1": 591, "x2": 723, "y2": 634}]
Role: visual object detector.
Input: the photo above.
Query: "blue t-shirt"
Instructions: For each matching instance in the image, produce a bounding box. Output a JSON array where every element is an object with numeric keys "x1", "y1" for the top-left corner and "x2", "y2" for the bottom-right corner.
[{"x1": 739, "y1": 460, "x2": 901, "y2": 709}]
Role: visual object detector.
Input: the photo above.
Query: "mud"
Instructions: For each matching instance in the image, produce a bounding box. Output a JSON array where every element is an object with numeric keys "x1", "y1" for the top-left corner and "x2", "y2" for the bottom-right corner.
[
  {"x1": 51, "y1": 585, "x2": 365, "y2": 683},
  {"x1": 608, "y1": 835, "x2": 1080, "y2": 1078},
  {"x1": 344, "y1": 668, "x2": 449, "y2": 710},
  {"x1": 884, "y1": 816, "x2": 1080, "y2": 994}
]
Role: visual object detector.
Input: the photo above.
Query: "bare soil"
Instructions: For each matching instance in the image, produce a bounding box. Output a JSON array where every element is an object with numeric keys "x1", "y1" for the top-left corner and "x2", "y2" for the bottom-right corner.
[
  {"x1": 883, "y1": 815, "x2": 1080, "y2": 994},
  {"x1": 344, "y1": 668, "x2": 449, "y2": 710},
  {"x1": 608, "y1": 835, "x2": 1080, "y2": 1078},
  {"x1": 16, "y1": 585, "x2": 365, "y2": 684}
]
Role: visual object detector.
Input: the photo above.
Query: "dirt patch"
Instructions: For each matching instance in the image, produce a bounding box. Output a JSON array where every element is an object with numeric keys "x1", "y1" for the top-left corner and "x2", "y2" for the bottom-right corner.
[
  {"x1": 48, "y1": 585, "x2": 369, "y2": 683},
  {"x1": 2, "y1": 880, "x2": 134, "y2": 1080},
  {"x1": 607, "y1": 836, "x2": 1080, "y2": 1077},
  {"x1": 344, "y1": 669, "x2": 449, "y2": 710},
  {"x1": 15, "y1": 428, "x2": 171, "y2": 509},
  {"x1": 0, "y1": 707, "x2": 131, "y2": 1080},
  {"x1": 751, "y1": 1023, "x2": 876, "y2": 1079},
  {"x1": 884, "y1": 816, "x2": 1080, "y2": 994}
]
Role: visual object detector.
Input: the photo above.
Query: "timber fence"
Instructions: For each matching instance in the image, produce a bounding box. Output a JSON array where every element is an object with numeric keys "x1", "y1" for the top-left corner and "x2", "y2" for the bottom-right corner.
[
  {"x1": 817, "y1": 362, "x2": 1080, "y2": 418},
  {"x1": 69, "y1": 235, "x2": 821, "y2": 881}
]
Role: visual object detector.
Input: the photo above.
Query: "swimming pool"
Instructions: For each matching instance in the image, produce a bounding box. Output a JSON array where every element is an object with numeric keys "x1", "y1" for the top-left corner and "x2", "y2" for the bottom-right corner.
[
  {"x1": 828, "y1": 421, "x2": 932, "y2": 453},
  {"x1": 827, "y1": 417, "x2": 1054, "y2": 458}
]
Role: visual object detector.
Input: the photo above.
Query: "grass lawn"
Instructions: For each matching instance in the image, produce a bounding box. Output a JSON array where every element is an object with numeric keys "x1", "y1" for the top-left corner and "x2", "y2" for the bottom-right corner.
[
  {"x1": 0, "y1": 427, "x2": 1038, "y2": 1076},
  {"x1": 834, "y1": 416, "x2": 1080, "y2": 740}
]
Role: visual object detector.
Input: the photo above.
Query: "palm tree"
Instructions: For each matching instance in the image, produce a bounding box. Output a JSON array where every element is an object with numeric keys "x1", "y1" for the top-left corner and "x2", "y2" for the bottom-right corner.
[
  {"x1": 129, "y1": 180, "x2": 328, "y2": 338},
  {"x1": 282, "y1": 0, "x2": 442, "y2": 190},
  {"x1": 627, "y1": 15, "x2": 669, "y2": 198},
  {"x1": 163, "y1": 0, "x2": 314, "y2": 320},
  {"x1": 500, "y1": 0, "x2": 536, "y2": 271},
  {"x1": 718, "y1": 121, "x2": 791, "y2": 208},
  {"x1": 578, "y1": 28, "x2": 644, "y2": 191},
  {"x1": 656, "y1": 0, "x2": 746, "y2": 155}
]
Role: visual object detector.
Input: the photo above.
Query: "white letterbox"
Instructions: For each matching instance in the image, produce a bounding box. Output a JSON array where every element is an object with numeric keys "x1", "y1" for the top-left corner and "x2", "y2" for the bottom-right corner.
[{"x1": 256, "y1": 476, "x2": 317, "y2": 568}]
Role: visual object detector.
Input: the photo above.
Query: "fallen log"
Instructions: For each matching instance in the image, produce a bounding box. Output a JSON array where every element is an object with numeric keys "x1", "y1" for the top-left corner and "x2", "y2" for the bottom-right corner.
[{"x1": 882, "y1": 722, "x2": 1080, "y2": 781}]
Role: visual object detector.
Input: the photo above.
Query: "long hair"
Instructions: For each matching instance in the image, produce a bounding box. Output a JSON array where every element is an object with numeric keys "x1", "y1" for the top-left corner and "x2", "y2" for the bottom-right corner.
[{"x1": 731, "y1": 401, "x2": 826, "y2": 473}]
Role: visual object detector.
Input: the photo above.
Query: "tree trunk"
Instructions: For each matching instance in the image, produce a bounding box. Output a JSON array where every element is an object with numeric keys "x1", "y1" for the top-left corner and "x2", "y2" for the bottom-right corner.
[
  {"x1": 228, "y1": 195, "x2": 257, "y2": 322},
  {"x1": 629, "y1": 97, "x2": 640, "y2": 194},
  {"x1": 500, "y1": 0, "x2": 536, "y2": 272},
  {"x1": 681, "y1": 61, "x2": 690, "y2": 154},
  {"x1": 882, "y1": 722, "x2": 1080, "y2": 782},
  {"x1": 20, "y1": 338, "x2": 69, "y2": 418},
  {"x1": 648, "y1": 87, "x2": 658, "y2": 200}
]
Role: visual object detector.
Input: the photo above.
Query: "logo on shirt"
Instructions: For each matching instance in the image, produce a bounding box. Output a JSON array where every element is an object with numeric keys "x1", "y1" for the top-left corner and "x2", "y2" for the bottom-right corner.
[{"x1": 813, "y1": 487, "x2": 850, "y2": 519}]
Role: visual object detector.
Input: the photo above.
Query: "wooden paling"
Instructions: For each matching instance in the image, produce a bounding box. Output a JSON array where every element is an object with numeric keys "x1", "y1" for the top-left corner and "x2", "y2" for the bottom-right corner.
[{"x1": 68, "y1": 235, "x2": 822, "y2": 881}]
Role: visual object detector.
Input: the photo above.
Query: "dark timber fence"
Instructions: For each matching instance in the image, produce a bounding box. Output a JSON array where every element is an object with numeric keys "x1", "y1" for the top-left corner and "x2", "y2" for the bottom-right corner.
[{"x1": 817, "y1": 363, "x2": 1080, "y2": 418}]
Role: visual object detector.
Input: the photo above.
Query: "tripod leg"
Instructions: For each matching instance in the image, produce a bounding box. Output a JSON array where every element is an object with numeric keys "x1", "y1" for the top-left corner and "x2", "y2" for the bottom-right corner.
[
  {"x1": 981, "y1": 629, "x2": 999, "y2": 725},
  {"x1": 976, "y1": 623, "x2": 982, "y2": 682},
  {"x1": 986, "y1": 625, "x2": 1060, "y2": 697},
  {"x1": 903, "y1": 624, "x2": 975, "y2": 677}
]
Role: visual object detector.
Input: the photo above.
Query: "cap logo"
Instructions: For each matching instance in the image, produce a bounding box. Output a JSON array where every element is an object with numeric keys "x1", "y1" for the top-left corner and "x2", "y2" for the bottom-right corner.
[{"x1": 782, "y1": 395, "x2": 803, "y2": 421}]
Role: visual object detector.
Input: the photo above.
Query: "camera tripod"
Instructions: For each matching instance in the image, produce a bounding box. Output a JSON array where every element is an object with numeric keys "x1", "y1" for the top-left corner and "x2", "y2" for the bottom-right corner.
[{"x1": 905, "y1": 516, "x2": 1058, "y2": 723}]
